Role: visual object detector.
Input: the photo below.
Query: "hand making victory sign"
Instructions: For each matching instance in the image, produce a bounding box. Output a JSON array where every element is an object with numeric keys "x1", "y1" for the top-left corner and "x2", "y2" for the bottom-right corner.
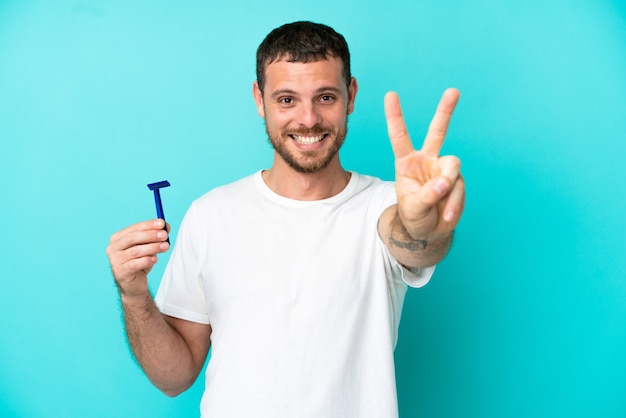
[{"x1": 379, "y1": 88, "x2": 465, "y2": 269}]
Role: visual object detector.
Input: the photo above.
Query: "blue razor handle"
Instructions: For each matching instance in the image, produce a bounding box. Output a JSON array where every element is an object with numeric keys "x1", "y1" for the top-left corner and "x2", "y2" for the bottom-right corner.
[{"x1": 147, "y1": 180, "x2": 171, "y2": 243}]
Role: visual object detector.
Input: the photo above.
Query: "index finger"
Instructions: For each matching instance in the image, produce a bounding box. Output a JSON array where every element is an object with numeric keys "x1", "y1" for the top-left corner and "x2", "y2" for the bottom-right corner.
[
  {"x1": 384, "y1": 91, "x2": 415, "y2": 159},
  {"x1": 421, "y1": 88, "x2": 460, "y2": 155},
  {"x1": 110, "y1": 219, "x2": 166, "y2": 243}
]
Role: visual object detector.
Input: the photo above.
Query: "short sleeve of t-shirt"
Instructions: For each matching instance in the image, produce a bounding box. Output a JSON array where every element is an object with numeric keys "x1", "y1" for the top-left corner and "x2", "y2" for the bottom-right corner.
[
  {"x1": 400, "y1": 265, "x2": 435, "y2": 288},
  {"x1": 155, "y1": 202, "x2": 211, "y2": 324}
]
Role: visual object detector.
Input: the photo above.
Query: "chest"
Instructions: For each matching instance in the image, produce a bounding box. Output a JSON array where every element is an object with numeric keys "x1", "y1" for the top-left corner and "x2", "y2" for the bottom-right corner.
[{"x1": 198, "y1": 201, "x2": 389, "y2": 328}]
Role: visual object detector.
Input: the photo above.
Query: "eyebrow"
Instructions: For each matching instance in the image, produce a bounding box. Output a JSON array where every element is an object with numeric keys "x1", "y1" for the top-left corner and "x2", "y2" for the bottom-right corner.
[{"x1": 270, "y1": 86, "x2": 344, "y2": 100}]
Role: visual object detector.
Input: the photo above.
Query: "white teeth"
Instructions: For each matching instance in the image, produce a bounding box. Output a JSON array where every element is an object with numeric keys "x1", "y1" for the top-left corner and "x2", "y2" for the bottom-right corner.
[{"x1": 292, "y1": 134, "x2": 324, "y2": 144}]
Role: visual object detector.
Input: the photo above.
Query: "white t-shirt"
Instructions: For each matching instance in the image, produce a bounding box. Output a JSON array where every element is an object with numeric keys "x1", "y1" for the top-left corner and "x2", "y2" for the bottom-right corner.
[{"x1": 155, "y1": 171, "x2": 434, "y2": 418}]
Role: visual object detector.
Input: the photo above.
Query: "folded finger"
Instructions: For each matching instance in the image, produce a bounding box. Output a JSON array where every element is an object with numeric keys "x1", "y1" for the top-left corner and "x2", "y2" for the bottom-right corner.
[
  {"x1": 443, "y1": 175, "x2": 465, "y2": 223},
  {"x1": 439, "y1": 155, "x2": 461, "y2": 183},
  {"x1": 110, "y1": 222, "x2": 169, "y2": 251}
]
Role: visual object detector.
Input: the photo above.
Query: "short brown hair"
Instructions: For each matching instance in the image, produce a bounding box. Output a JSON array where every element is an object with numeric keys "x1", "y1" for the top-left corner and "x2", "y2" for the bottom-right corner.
[{"x1": 256, "y1": 21, "x2": 352, "y2": 94}]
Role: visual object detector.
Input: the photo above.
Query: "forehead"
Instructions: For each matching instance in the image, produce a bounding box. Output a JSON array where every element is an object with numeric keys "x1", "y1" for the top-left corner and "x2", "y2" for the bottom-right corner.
[{"x1": 263, "y1": 57, "x2": 346, "y2": 93}]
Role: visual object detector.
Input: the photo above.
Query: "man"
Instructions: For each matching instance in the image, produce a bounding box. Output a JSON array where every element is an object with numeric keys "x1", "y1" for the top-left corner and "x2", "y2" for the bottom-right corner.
[{"x1": 107, "y1": 21, "x2": 464, "y2": 417}]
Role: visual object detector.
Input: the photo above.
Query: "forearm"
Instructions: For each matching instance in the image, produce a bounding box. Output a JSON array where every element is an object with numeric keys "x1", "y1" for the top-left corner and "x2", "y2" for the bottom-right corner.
[
  {"x1": 120, "y1": 292, "x2": 200, "y2": 396},
  {"x1": 379, "y1": 205, "x2": 453, "y2": 269}
]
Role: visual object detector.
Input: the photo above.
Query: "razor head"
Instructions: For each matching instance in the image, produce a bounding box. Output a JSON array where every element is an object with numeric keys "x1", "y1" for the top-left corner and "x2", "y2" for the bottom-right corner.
[{"x1": 147, "y1": 180, "x2": 171, "y2": 190}]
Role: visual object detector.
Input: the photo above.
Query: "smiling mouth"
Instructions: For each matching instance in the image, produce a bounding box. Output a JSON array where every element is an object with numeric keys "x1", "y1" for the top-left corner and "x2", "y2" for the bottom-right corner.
[{"x1": 290, "y1": 134, "x2": 327, "y2": 144}]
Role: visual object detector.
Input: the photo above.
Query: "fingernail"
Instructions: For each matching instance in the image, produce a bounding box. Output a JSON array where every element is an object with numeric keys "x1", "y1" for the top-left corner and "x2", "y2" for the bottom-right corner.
[
  {"x1": 433, "y1": 179, "x2": 448, "y2": 195},
  {"x1": 157, "y1": 231, "x2": 167, "y2": 239},
  {"x1": 444, "y1": 209, "x2": 456, "y2": 222}
]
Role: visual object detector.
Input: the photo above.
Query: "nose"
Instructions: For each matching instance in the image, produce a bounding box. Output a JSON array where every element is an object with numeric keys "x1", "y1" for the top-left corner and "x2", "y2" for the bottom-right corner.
[{"x1": 296, "y1": 102, "x2": 322, "y2": 128}]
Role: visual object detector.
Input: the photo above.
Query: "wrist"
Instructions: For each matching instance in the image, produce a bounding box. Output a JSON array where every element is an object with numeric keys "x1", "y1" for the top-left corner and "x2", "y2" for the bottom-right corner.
[{"x1": 119, "y1": 287, "x2": 152, "y2": 308}]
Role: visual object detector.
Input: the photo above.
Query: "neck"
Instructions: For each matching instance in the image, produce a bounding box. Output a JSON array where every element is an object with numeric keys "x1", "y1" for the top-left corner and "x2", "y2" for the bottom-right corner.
[{"x1": 262, "y1": 157, "x2": 351, "y2": 201}]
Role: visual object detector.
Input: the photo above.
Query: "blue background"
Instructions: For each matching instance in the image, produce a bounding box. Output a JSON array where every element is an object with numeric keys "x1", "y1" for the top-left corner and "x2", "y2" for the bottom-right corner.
[{"x1": 1, "y1": 0, "x2": 625, "y2": 417}]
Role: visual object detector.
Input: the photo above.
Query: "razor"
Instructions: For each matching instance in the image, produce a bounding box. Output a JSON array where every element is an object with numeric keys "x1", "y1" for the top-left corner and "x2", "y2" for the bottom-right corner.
[{"x1": 147, "y1": 180, "x2": 171, "y2": 243}]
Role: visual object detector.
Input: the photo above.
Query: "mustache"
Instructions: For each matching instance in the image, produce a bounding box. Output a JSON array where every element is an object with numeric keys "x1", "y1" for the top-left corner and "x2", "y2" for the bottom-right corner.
[{"x1": 285, "y1": 126, "x2": 331, "y2": 135}]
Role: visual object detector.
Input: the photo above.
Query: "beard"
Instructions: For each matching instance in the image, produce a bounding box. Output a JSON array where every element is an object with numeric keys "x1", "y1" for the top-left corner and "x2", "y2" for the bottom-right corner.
[{"x1": 265, "y1": 123, "x2": 348, "y2": 174}]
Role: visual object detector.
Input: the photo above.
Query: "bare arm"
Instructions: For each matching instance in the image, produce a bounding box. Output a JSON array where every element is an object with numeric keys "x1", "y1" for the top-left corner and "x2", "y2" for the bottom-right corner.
[
  {"x1": 120, "y1": 292, "x2": 211, "y2": 396},
  {"x1": 107, "y1": 219, "x2": 212, "y2": 396},
  {"x1": 378, "y1": 89, "x2": 465, "y2": 269}
]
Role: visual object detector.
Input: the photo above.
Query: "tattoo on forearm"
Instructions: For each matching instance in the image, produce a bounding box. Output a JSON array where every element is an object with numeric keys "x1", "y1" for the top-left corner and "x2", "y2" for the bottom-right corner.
[{"x1": 389, "y1": 214, "x2": 428, "y2": 251}]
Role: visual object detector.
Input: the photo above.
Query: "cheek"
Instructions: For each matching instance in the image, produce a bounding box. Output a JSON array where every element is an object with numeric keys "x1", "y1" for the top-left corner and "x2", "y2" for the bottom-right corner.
[
  {"x1": 266, "y1": 109, "x2": 294, "y2": 128},
  {"x1": 327, "y1": 111, "x2": 348, "y2": 128}
]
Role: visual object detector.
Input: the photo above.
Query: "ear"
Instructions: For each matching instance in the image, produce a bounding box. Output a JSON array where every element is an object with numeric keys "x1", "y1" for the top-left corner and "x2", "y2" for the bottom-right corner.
[
  {"x1": 252, "y1": 81, "x2": 265, "y2": 118},
  {"x1": 347, "y1": 77, "x2": 358, "y2": 115}
]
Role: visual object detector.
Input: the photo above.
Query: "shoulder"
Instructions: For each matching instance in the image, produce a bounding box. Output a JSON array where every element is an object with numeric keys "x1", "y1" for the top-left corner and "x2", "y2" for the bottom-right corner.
[
  {"x1": 193, "y1": 171, "x2": 259, "y2": 207},
  {"x1": 350, "y1": 172, "x2": 396, "y2": 202}
]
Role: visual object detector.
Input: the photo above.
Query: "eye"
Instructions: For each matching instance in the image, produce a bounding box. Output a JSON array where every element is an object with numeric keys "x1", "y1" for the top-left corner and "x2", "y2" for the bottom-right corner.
[
  {"x1": 319, "y1": 95, "x2": 335, "y2": 103},
  {"x1": 279, "y1": 97, "x2": 294, "y2": 105}
]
